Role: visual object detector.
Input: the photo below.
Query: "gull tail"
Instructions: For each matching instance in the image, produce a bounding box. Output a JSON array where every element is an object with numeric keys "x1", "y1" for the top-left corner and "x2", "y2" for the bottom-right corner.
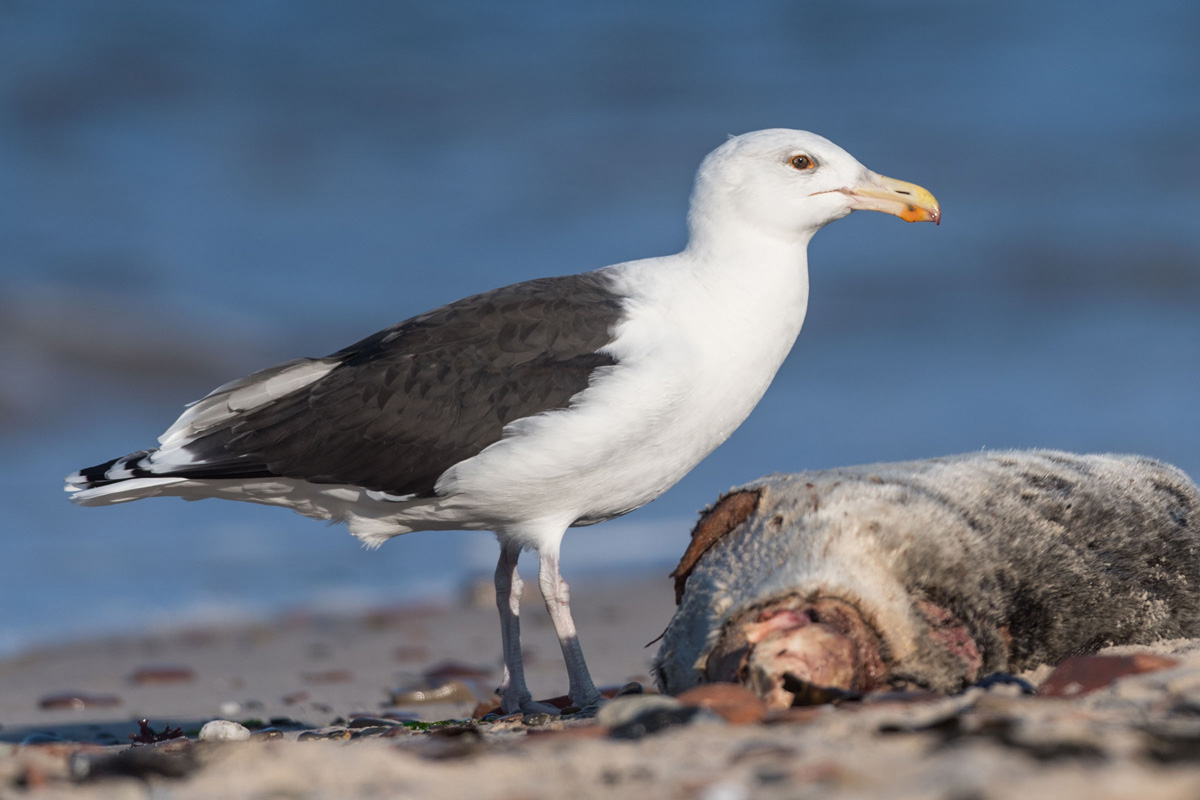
[
  {"x1": 65, "y1": 451, "x2": 189, "y2": 506},
  {"x1": 65, "y1": 448, "x2": 274, "y2": 506}
]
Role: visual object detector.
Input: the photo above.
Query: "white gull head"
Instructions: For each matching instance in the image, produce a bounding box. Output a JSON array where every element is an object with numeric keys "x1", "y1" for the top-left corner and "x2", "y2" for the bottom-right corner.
[{"x1": 687, "y1": 128, "x2": 940, "y2": 249}]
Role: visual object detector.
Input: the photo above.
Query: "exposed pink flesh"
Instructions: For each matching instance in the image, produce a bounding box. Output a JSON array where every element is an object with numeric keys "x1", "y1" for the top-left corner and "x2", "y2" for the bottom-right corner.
[{"x1": 706, "y1": 597, "x2": 887, "y2": 710}]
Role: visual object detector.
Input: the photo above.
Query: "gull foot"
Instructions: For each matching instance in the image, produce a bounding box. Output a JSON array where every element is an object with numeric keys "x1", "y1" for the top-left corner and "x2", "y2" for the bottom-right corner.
[{"x1": 500, "y1": 697, "x2": 560, "y2": 716}]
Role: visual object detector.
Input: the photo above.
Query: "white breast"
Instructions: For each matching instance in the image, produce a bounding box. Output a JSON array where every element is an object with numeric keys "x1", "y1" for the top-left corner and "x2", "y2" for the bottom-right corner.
[{"x1": 433, "y1": 246, "x2": 811, "y2": 548}]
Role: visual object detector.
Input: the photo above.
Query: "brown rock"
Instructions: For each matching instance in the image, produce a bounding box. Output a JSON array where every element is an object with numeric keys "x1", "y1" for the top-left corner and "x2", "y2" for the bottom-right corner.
[
  {"x1": 1040, "y1": 653, "x2": 1180, "y2": 697},
  {"x1": 676, "y1": 683, "x2": 767, "y2": 724},
  {"x1": 129, "y1": 666, "x2": 195, "y2": 685},
  {"x1": 38, "y1": 692, "x2": 122, "y2": 710}
]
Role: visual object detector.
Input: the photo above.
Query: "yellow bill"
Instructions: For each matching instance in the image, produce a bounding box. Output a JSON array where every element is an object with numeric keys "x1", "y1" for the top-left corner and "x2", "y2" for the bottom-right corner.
[{"x1": 839, "y1": 173, "x2": 941, "y2": 224}]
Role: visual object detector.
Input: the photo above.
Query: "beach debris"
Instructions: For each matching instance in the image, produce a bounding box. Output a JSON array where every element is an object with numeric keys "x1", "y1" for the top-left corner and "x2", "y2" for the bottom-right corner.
[
  {"x1": 422, "y1": 660, "x2": 494, "y2": 683},
  {"x1": 130, "y1": 718, "x2": 185, "y2": 744},
  {"x1": 675, "y1": 683, "x2": 768, "y2": 725},
  {"x1": 301, "y1": 668, "x2": 354, "y2": 684},
  {"x1": 347, "y1": 715, "x2": 403, "y2": 729},
  {"x1": 298, "y1": 728, "x2": 351, "y2": 741},
  {"x1": 597, "y1": 695, "x2": 684, "y2": 729},
  {"x1": 1039, "y1": 654, "x2": 1180, "y2": 698},
  {"x1": 655, "y1": 451, "x2": 1200, "y2": 709},
  {"x1": 593, "y1": 694, "x2": 721, "y2": 739},
  {"x1": 37, "y1": 692, "x2": 122, "y2": 711},
  {"x1": 389, "y1": 679, "x2": 480, "y2": 706},
  {"x1": 129, "y1": 665, "x2": 195, "y2": 685},
  {"x1": 198, "y1": 720, "x2": 252, "y2": 742},
  {"x1": 70, "y1": 739, "x2": 197, "y2": 782}
]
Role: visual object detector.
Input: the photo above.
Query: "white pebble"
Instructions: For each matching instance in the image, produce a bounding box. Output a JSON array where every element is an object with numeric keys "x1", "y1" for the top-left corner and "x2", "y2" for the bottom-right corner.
[
  {"x1": 199, "y1": 720, "x2": 251, "y2": 742},
  {"x1": 220, "y1": 701, "x2": 243, "y2": 717}
]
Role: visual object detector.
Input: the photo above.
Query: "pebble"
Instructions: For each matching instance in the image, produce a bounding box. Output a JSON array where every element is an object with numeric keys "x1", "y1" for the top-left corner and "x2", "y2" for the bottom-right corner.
[
  {"x1": 198, "y1": 720, "x2": 252, "y2": 742},
  {"x1": 219, "y1": 701, "x2": 242, "y2": 717},
  {"x1": 298, "y1": 729, "x2": 351, "y2": 741},
  {"x1": 522, "y1": 712, "x2": 556, "y2": 727},
  {"x1": 349, "y1": 727, "x2": 390, "y2": 739},
  {"x1": 676, "y1": 684, "x2": 768, "y2": 725},
  {"x1": 596, "y1": 695, "x2": 684, "y2": 729},
  {"x1": 348, "y1": 716, "x2": 402, "y2": 729},
  {"x1": 389, "y1": 679, "x2": 478, "y2": 705},
  {"x1": 381, "y1": 725, "x2": 413, "y2": 738},
  {"x1": 251, "y1": 727, "x2": 283, "y2": 741},
  {"x1": 37, "y1": 692, "x2": 122, "y2": 711},
  {"x1": 609, "y1": 706, "x2": 714, "y2": 740}
]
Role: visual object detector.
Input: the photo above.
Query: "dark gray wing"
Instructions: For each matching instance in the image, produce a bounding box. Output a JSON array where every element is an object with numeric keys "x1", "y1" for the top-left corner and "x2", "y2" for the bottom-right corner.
[{"x1": 168, "y1": 272, "x2": 623, "y2": 496}]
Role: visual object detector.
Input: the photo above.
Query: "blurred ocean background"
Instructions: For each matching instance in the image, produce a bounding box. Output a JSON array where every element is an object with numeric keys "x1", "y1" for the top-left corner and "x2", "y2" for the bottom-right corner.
[{"x1": 1, "y1": 0, "x2": 1197, "y2": 654}]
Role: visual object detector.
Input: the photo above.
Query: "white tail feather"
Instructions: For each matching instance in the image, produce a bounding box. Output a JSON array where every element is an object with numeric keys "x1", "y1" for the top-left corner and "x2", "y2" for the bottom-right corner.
[{"x1": 66, "y1": 476, "x2": 190, "y2": 506}]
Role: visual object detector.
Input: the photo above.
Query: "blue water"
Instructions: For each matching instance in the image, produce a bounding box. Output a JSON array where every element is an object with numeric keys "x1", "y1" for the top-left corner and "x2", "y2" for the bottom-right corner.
[{"x1": 2, "y1": 0, "x2": 1198, "y2": 654}]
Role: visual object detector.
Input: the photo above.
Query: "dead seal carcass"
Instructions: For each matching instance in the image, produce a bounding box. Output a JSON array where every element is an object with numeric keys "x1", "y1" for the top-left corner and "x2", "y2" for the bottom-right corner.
[{"x1": 654, "y1": 450, "x2": 1200, "y2": 707}]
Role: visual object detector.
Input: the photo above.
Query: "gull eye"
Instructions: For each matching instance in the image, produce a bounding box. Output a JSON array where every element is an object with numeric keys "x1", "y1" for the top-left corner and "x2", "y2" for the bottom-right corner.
[{"x1": 789, "y1": 154, "x2": 815, "y2": 171}]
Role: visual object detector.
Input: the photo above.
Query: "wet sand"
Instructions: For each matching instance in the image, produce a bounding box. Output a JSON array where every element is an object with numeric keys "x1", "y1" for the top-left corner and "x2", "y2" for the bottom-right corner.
[{"x1": 6, "y1": 572, "x2": 1200, "y2": 799}]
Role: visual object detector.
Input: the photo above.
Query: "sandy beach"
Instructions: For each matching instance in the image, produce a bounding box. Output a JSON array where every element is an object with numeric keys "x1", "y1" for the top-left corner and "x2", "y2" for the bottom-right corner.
[{"x1": 5, "y1": 571, "x2": 1200, "y2": 799}]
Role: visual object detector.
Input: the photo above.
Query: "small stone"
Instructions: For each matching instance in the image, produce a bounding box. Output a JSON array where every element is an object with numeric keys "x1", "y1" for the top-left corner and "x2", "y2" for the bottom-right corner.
[
  {"x1": 219, "y1": 701, "x2": 242, "y2": 717},
  {"x1": 1040, "y1": 654, "x2": 1180, "y2": 698},
  {"x1": 596, "y1": 694, "x2": 684, "y2": 729},
  {"x1": 676, "y1": 683, "x2": 768, "y2": 724},
  {"x1": 389, "y1": 679, "x2": 477, "y2": 705},
  {"x1": 251, "y1": 727, "x2": 283, "y2": 740},
  {"x1": 38, "y1": 692, "x2": 122, "y2": 711},
  {"x1": 348, "y1": 716, "x2": 401, "y2": 729},
  {"x1": 299, "y1": 728, "x2": 351, "y2": 741},
  {"x1": 350, "y1": 727, "x2": 389, "y2": 739},
  {"x1": 198, "y1": 720, "x2": 251, "y2": 742},
  {"x1": 522, "y1": 712, "x2": 556, "y2": 727},
  {"x1": 381, "y1": 725, "x2": 413, "y2": 738},
  {"x1": 609, "y1": 706, "x2": 713, "y2": 740}
]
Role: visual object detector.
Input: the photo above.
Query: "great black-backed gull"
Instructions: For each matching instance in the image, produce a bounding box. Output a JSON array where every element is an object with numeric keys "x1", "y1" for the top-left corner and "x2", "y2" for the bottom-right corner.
[{"x1": 65, "y1": 129, "x2": 939, "y2": 714}]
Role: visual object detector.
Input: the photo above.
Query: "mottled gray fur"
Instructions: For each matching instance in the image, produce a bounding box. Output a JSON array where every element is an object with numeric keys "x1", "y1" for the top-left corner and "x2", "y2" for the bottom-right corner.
[{"x1": 655, "y1": 450, "x2": 1200, "y2": 694}]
